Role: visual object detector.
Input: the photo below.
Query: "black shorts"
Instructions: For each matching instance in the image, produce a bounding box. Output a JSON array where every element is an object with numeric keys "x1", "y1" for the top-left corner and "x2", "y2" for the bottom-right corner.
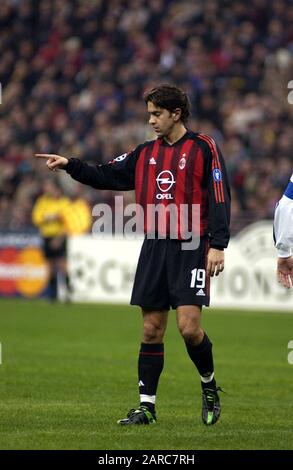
[
  {"x1": 130, "y1": 236, "x2": 210, "y2": 310},
  {"x1": 43, "y1": 236, "x2": 67, "y2": 260}
]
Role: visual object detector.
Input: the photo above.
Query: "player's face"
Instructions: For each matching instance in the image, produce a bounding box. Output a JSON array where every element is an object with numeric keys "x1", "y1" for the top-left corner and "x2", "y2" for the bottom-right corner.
[{"x1": 147, "y1": 101, "x2": 176, "y2": 138}]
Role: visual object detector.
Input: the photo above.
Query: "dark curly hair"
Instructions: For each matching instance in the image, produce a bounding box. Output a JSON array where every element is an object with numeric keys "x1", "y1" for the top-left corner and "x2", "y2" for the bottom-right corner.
[{"x1": 143, "y1": 84, "x2": 191, "y2": 124}]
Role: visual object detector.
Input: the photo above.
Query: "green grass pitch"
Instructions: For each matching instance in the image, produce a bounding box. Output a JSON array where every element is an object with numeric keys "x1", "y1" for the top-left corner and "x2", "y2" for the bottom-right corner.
[{"x1": 0, "y1": 298, "x2": 292, "y2": 450}]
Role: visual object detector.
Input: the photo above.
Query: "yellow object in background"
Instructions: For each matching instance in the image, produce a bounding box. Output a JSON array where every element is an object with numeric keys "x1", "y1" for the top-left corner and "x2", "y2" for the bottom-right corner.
[
  {"x1": 62, "y1": 198, "x2": 92, "y2": 235},
  {"x1": 32, "y1": 195, "x2": 70, "y2": 237},
  {"x1": 16, "y1": 247, "x2": 49, "y2": 297}
]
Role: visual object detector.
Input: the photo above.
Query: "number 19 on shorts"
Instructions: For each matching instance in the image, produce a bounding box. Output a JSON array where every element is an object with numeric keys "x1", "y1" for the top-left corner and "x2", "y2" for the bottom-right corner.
[{"x1": 190, "y1": 268, "x2": 206, "y2": 288}]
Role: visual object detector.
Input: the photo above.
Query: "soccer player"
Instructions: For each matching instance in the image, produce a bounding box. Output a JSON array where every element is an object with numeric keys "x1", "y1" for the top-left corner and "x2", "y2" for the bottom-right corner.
[
  {"x1": 32, "y1": 180, "x2": 71, "y2": 301},
  {"x1": 35, "y1": 84, "x2": 231, "y2": 426},
  {"x1": 274, "y1": 172, "x2": 293, "y2": 289}
]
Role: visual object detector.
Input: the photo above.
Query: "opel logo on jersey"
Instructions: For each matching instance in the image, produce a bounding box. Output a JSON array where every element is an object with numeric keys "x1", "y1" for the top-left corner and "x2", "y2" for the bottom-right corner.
[
  {"x1": 213, "y1": 168, "x2": 222, "y2": 182},
  {"x1": 156, "y1": 170, "x2": 176, "y2": 192}
]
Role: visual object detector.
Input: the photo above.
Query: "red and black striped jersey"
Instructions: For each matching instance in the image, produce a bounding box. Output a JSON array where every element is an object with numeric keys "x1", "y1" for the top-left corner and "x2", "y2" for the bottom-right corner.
[{"x1": 65, "y1": 130, "x2": 230, "y2": 248}]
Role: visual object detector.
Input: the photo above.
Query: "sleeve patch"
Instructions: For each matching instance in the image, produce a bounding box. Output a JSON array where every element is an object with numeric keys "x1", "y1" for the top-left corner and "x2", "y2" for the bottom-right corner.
[
  {"x1": 108, "y1": 153, "x2": 128, "y2": 165},
  {"x1": 114, "y1": 153, "x2": 127, "y2": 162},
  {"x1": 213, "y1": 168, "x2": 222, "y2": 182}
]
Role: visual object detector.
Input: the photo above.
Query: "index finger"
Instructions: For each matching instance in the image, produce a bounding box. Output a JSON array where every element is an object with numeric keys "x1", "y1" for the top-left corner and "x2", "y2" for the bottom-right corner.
[{"x1": 34, "y1": 154, "x2": 56, "y2": 158}]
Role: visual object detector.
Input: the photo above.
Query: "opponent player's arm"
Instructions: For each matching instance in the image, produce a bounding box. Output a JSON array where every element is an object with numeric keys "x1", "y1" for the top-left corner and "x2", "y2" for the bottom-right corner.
[
  {"x1": 203, "y1": 141, "x2": 231, "y2": 276},
  {"x1": 274, "y1": 173, "x2": 293, "y2": 288},
  {"x1": 35, "y1": 147, "x2": 142, "y2": 191},
  {"x1": 274, "y1": 173, "x2": 293, "y2": 258}
]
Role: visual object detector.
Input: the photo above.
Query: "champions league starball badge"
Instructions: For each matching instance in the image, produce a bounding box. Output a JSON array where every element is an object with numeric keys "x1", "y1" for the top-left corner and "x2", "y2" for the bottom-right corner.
[{"x1": 213, "y1": 168, "x2": 222, "y2": 182}]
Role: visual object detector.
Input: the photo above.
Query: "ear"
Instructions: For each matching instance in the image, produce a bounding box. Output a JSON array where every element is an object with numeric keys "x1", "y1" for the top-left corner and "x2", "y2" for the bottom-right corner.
[{"x1": 172, "y1": 108, "x2": 182, "y2": 122}]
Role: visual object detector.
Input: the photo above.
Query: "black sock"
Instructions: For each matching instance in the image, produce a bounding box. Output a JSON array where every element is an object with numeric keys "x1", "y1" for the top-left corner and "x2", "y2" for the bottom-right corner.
[
  {"x1": 49, "y1": 271, "x2": 57, "y2": 300},
  {"x1": 138, "y1": 343, "x2": 164, "y2": 412},
  {"x1": 185, "y1": 333, "x2": 216, "y2": 390},
  {"x1": 65, "y1": 274, "x2": 72, "y2": 292}
]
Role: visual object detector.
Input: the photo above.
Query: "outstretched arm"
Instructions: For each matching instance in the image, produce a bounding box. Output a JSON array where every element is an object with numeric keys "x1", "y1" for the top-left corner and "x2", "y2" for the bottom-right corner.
[{"x1": 34, "y1": 149, "x2": 140, "y2": 191}]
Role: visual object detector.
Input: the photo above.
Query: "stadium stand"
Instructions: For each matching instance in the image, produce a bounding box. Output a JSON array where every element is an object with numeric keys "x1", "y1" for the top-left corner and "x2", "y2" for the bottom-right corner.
[{"x1": 0, "y1": 0, "x2": 292, "y2": 235}]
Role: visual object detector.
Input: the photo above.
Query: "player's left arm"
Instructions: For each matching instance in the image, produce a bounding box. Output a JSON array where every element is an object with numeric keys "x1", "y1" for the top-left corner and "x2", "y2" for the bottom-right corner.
[{"x1": 201, "y1": 137, "x2": 231, "y2": 277}]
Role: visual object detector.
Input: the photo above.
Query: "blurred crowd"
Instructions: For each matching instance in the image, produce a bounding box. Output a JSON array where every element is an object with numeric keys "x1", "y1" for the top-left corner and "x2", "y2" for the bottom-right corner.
[{"x1": 0, "y1": 0, "x2": 292, "y2": 235}]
